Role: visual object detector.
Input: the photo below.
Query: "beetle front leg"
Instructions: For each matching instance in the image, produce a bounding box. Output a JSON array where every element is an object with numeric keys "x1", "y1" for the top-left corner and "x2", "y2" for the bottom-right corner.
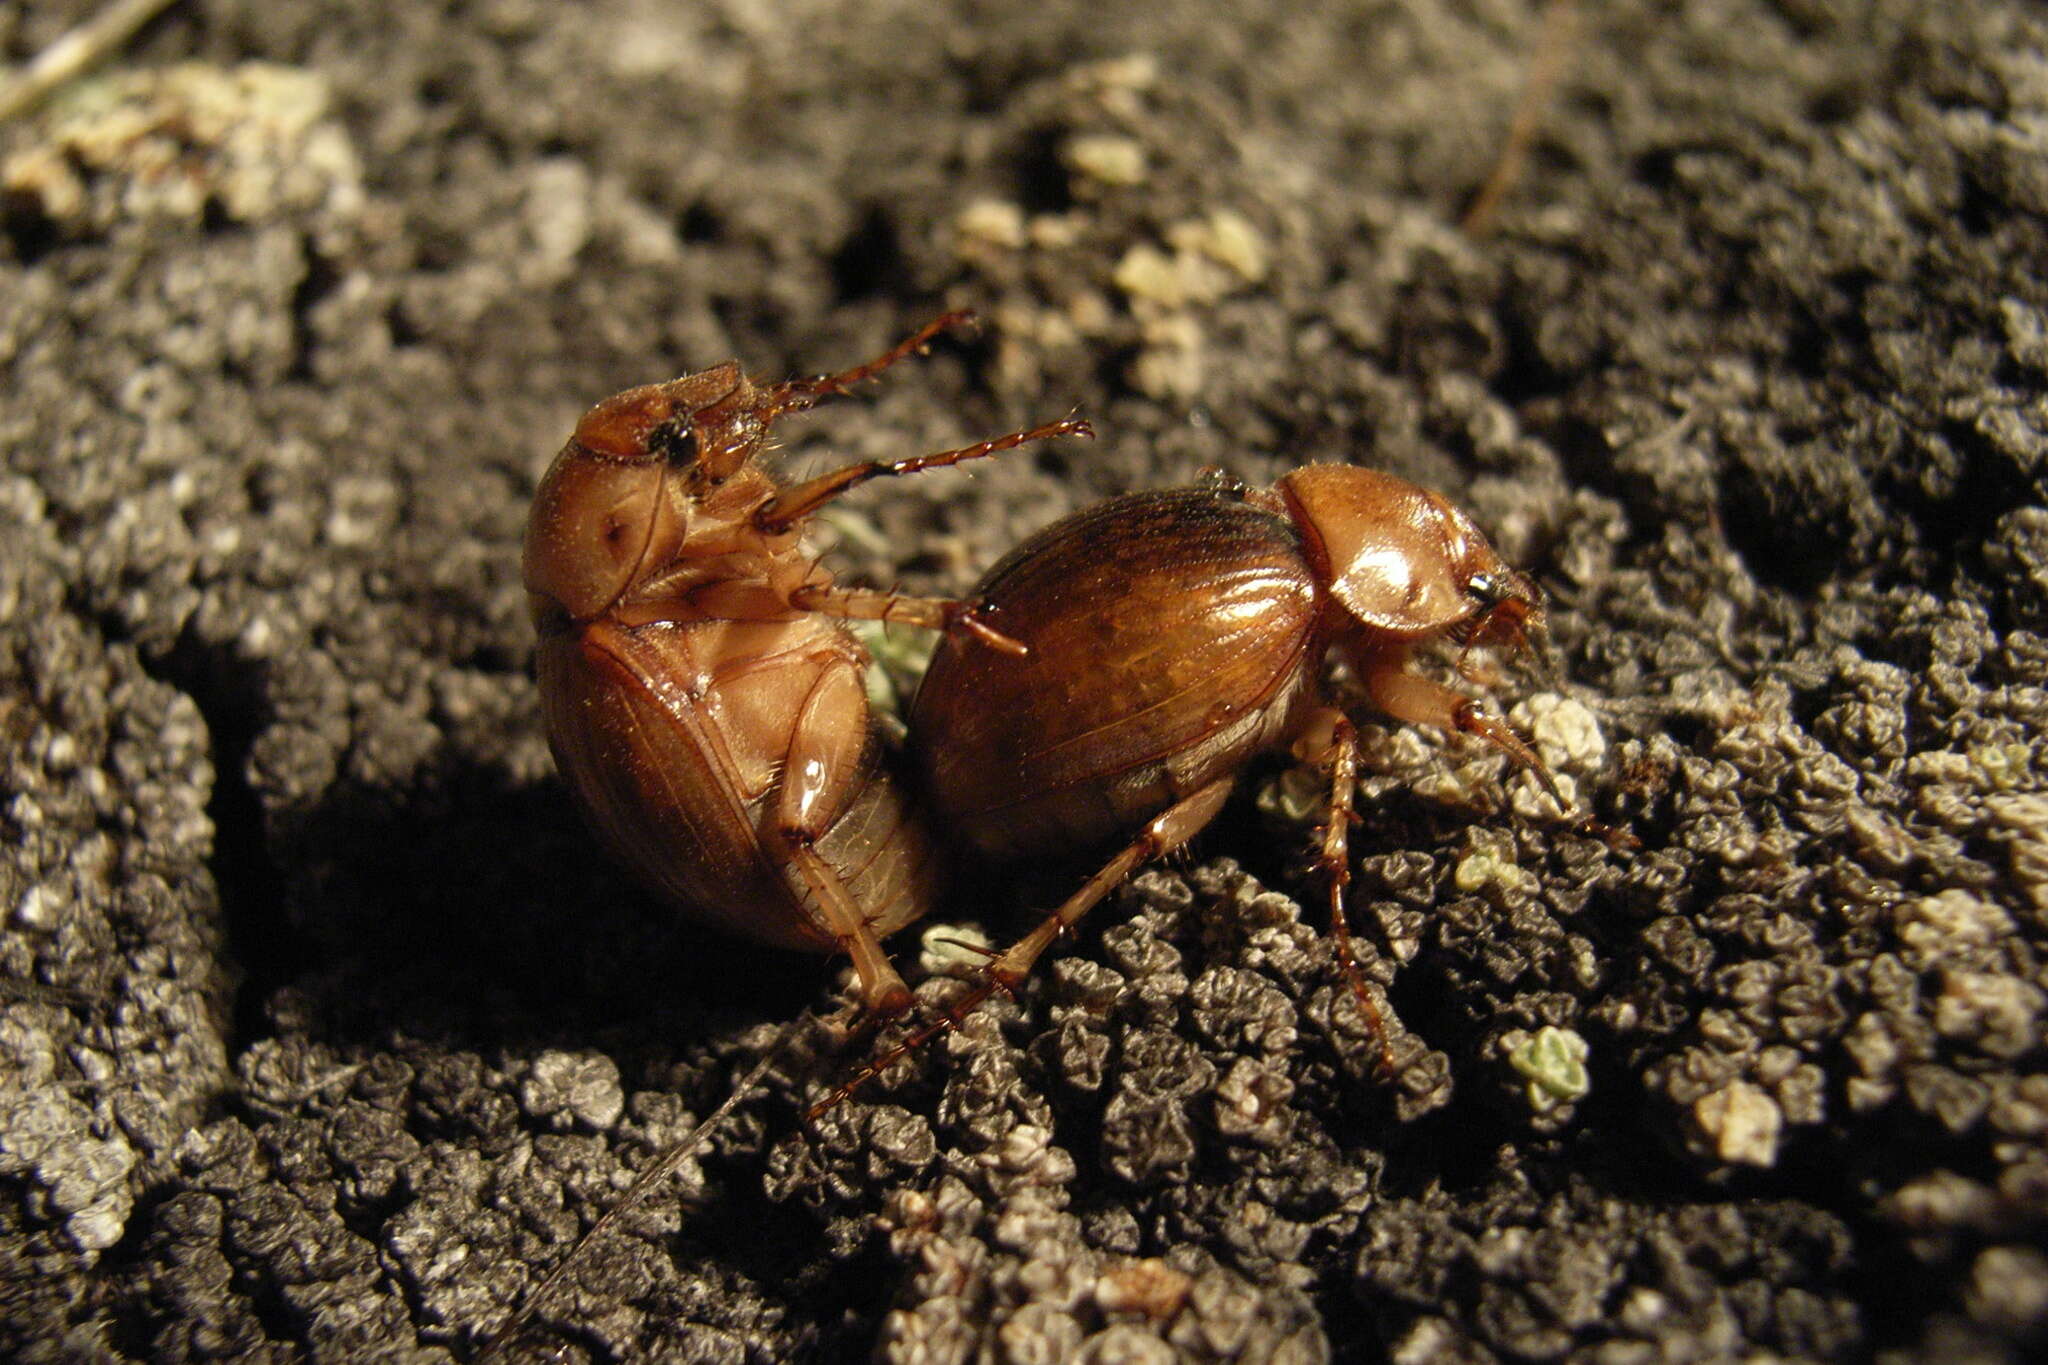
[
  {"x1": 1361, "y1": 659, "x2": 1567, "y2": 811},
  {"x1": 788, "y1": 582, "x2": 1028, "y2": 656}
]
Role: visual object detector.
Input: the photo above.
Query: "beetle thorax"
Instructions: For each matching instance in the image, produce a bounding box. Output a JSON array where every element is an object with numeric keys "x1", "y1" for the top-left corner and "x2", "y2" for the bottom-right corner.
[{"x1": 1280, "y1": 464, "x2": 1504, "y2": 640}]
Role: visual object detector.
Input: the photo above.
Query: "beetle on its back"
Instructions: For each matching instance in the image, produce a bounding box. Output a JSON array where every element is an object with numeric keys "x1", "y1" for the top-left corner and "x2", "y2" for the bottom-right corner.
[
  {"x1": 490, "y1": 316, "x2": 1092, "y2": 1356},
  {"x1": 522, "y1": 314, "x2": 1090, "y2": 1017}
]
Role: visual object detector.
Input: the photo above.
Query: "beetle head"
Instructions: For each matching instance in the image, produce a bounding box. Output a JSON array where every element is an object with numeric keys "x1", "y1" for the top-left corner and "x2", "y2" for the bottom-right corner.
[
  {"x1": 1278, "y1": 464, "x2": 1546, "y2": 658},
  {"x1": 524, "y1": 364, "x2": 763, "y2": 622},
  {"x1": 1453, "y1": 563, "x2": 1545, "y2": 652}
]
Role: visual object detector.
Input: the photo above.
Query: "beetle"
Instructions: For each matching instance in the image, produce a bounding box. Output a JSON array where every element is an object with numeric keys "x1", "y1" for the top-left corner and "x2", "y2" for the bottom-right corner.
[
  {"x1": 821, "y1": 464, "x2": 1567, "y2": 1106},
  {"x1": 520, "y1": 313, "x2": 1089, "y2": 1015},
  {"x1": 495, "y1": 316, "x2": 1089, "y2": 1352},
  {"x1": 524, "y1": 312, "x2": 1089, "y2": 1015}
]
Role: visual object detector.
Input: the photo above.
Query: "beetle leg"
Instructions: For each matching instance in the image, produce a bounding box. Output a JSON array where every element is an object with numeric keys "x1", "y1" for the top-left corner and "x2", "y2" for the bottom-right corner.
[
  {"x1": 770, "y1": 665, "x2": 915, "y2": 1018},
  {"x1": 1309, "y1": 714, "x2": 1395, "y2": 1079},
  {"x1": 788, "y1": 583, "x2": 1027, "y2": 656},
  {"x1": 1361, "y1": 660, "x2": 1568, "y2": 812},
  {"x1": 791, "y1": 850, "x2": 912, "y2": 1018},
  {"x1": 764, "y1": 311, "x2": 978, "y2": 416},
  {"x1": 808, "y1": 778, "x2": 1234, "y2": 1119},
  {"x1": 755, "y1": 415, "x2": 1093, "y2": 533},
  {"x1": 807, "y1": 976, "x2": 993, "y2": 1121},
  {"x1": 989, "y1": 777, "x2": 1235, "y2": 986}
]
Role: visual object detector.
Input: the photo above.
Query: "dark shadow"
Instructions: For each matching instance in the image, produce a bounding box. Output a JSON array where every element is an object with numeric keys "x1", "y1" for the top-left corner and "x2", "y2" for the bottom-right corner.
[{"x1": 260, "y1": 749, "x2": 831, "y2": 1063}]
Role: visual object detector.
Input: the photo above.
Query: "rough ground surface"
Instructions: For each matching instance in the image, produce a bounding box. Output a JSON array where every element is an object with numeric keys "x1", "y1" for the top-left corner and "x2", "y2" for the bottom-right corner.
[{"x1": 3, "y1": 0, "x2": 2046, "y2": 1361}]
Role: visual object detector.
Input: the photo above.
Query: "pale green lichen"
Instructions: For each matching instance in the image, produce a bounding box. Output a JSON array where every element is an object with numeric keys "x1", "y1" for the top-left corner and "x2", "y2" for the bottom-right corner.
[
  {"x1": 1166, "y1": 210, "x2": 1270, "y2": 285},
  {"x1": 1515, "y1": 693, "x2": 1607, "y2": 768},
  {"x1": 2, "y1": 62, "x2": 363, "y2": 234},
  {"x1": 1254, "y1": 765, "x2": 1327, "y2": 827},
  {"x1": 919, "y1": 922, "x2": 994, "y2": 978},
  {"x1": 954, "y1": 198, "x2": 1028, "y2": 254},
  {"x1": 843, "y1": 615, "x2": 940, "y2": 734},
  {"x1": 1897, "y1": 888, "x2": 2015, "y2": 964},
  {"x1": 1691, "y1": 1080, "x2": 1783, "y2": 1167},
  {"x1": 1112, "y1": 242, "x2": 1186, "y2": 307},
  {"x1": 1113, "y1": 212, "x2": 1273, "y2": 313},
  {"x1": 1453, "y1": 828, "x2": 1538, "y2": 895},
  {"x1": 1064, "y1": 52, "x2": 1159, "y2": 98},
  {"x1": 1506, "y1": 1026, "x2": 1590, "y2": 1113}
]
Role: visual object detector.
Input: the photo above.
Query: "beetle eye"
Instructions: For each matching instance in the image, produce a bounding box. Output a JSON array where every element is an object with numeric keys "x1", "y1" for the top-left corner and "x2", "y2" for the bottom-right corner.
[
  {"x1": 652, "y1": 423, "x2": 700, "y2": 469},
  {"x1": 1466, "y1": 571, "x2": 1501, "y2": 605}
]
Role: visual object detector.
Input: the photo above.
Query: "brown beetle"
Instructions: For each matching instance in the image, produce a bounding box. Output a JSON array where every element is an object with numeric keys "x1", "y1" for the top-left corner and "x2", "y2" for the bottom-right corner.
[
  {"x1": 524, "y1": 313, "x2": 1089, "y2": 1017},
  {"x1": 825, "y1": 465, "x2": 1565, "y2": 1103},
  {"x1": 496, "y1": 317, "x2": 1088, "y2": 1354}
]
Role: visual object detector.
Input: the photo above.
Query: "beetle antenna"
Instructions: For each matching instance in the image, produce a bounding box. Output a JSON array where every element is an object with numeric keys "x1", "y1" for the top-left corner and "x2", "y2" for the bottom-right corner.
[
  {"x1": 757, "y1": 414, "x2": 1091, "y2": 532},
  {"x1": 476, "y1": 1007, "x2": 817, "y2": 1362},
  {"x1": 1460, "y1": 0, "x2": 1578, "y2": 235},
  {"x1": 766, "y1": 312, "x2": 979, "y2": 417}
]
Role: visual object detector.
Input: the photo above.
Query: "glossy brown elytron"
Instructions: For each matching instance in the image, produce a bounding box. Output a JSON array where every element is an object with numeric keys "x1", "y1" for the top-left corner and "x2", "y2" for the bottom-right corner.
[
  {"x1": 919, "y1": 488, "x2": 1324, "y2": 861},
  {"x1": 522, "y1": 315, "x2": 1088, "y2": 1016}
]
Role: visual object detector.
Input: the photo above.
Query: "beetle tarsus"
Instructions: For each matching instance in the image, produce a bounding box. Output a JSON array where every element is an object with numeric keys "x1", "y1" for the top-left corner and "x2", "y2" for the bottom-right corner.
[
  {"x1": 948, "y1": 602, "x2": 1029, "y2": 657},
  {"x1": 807, "y1": 976, "x2": 1001, "y2": 1120},
  {"x1": 787, "y1": 583, "x2": 1029, "y2": 656},
  {"x1": 1451, "y1": 697, "x2": 1569, "y2": 813}
]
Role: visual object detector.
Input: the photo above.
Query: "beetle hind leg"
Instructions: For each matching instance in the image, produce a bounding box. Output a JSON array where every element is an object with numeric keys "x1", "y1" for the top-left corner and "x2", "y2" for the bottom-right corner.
[
  {"x1": 769, "y1": 663, "x2": 916, "y2": 1017},
  {"x1": 808, "y1": 778, "x2": 1234, "y2": 1119},
  {"x1": 813, "y1": 863, "x2": 915, "y2": 1017},
  {"x1": 986, "y1": 777, "x2": 1233, "y2": 987}
]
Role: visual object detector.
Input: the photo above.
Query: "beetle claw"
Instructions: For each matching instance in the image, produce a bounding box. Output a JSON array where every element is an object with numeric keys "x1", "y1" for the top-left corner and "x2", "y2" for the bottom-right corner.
[{"x1": 949, "y1": 603, "x2": 1029, "y2": 656}]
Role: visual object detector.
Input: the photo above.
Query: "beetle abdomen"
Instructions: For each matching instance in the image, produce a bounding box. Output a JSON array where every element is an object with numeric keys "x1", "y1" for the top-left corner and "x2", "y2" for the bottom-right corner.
[
  {"x1": 913, "y1": 489, "x2": 1320, "y2": 859},
  {"x1": 539, "y1": 616, "x2": 935, "y2": 952},
  {"x1": 813, "y1": 755, "x2": 945, "y2": 942}
]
